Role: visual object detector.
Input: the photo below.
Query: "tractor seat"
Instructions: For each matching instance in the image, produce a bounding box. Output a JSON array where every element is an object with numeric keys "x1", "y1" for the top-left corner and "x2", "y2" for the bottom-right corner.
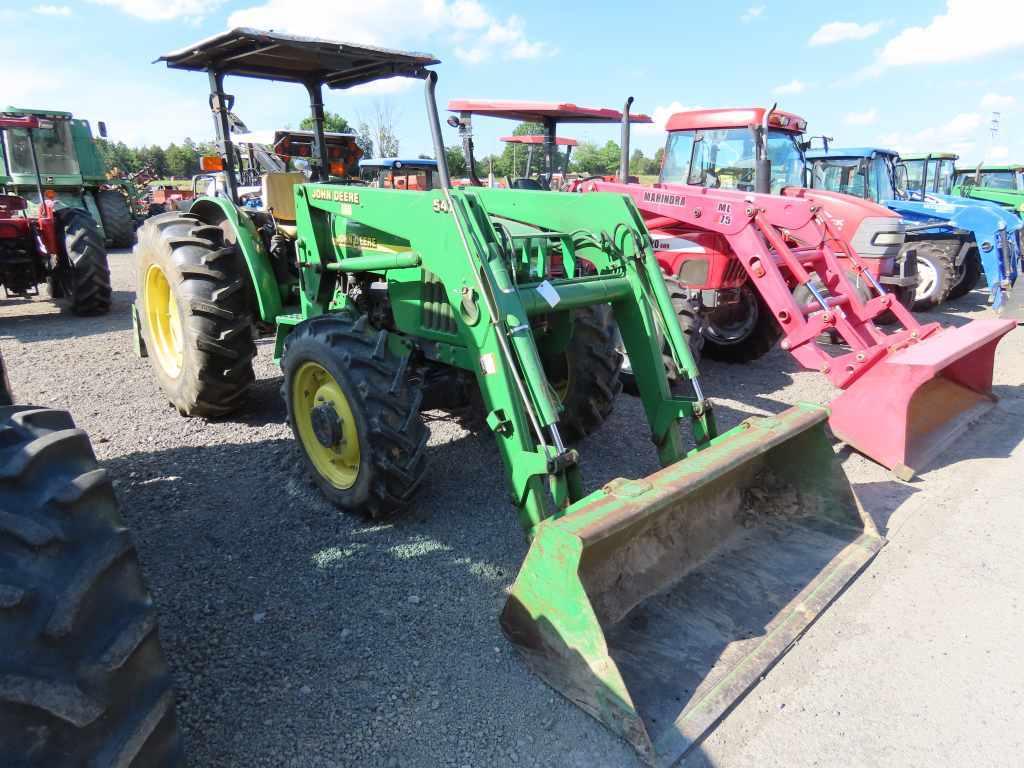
[{"x1": 261, "y1": 171, "x2": 305, "y2": 225}]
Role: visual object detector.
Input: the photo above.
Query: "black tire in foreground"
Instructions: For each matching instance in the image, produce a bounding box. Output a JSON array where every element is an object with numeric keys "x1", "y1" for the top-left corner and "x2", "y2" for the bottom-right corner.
[
  {"x1": 702, "y1": 281, "x2": 781, "y2": 363},
  {"x1": 911, "y1": 241, "x2": 957, "y2": 310},
  {"x1": 95, "y1": 190, "x2": 135, "y2": 249},
  {"x1": 135, "y1": 212, "x2": 256, "y2": 417},
  {"x1": 541, "y1": 305, "x2": 623, "y2": 441},
  {"x1": 946, "y1": 246, "x2": 982, "y2": 301},
  {"x1": 0, "y1": 406, "x2": 183, "y2": 766},
  {"x1": 282, "y1": 314, "x2": 429, "y2": 519},
  {"x1": 55, "y1": 207, "x2": 111, "y2": 316}
]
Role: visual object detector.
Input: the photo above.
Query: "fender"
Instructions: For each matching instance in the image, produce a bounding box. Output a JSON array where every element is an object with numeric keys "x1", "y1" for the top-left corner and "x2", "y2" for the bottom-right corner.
[{"x1": 187, "y1": 196, "x2": 284, "y2": 322}]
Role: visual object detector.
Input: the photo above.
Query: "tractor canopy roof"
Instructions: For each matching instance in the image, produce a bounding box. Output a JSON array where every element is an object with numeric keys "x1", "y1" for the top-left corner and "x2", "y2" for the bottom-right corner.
[
  {"x1": 2, "y1": 106, "x2": 73, "y2": 119},
  {"x1": 159, "y1": 28, "x2": 439, "y2": 89},
  {"x1": 805, "y1": 147, "x2": 899, "y2": 160},
  {"x1": 500, "y1": 135, "x2": 578, "y2": 146},
  {"x1": 956, "y1": 163, "x2": 1024, "y2": 172},
  {"x1": 447, "y1": 100, "x2": 652, "y2": 124},
  {"x1": 359, "y1": 158, "x2": 438, "y2": 169},
  {"x1": 666, "y1": 108, "x2": 807, "y2": 133},
  {"x1": 900, "y1": 152, "x2": 958, "y2": 161}
]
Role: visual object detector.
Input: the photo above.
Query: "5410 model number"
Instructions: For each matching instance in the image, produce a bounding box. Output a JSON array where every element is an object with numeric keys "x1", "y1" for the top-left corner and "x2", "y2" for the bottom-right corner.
[{"x1": 431, "y1": 198, "x2": 452, "y2": 214}]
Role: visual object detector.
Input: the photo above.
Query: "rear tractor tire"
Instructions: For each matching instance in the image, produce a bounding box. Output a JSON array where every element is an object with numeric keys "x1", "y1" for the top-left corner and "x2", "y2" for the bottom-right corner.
[
  {"x1": 911, "y1": 241, "x2": 956, "y2": 310},
  {"x1": 134, "y1": 212, "x2": 256, "y2": 417},
  {"x1": 701, "y1": 281, "x2": 781, "y2": 363},
  {"x1": 541, "y1": 305, "x2": 623, "y2": 441},
  {"x1": 55, "y1": 207, "x2": 112, "y2": 317},
  {"x1": 282, "y1": 315, "x2": 429, "y2": 519},
  {"x1": 0, "y1": 406, "x2": 183, "y2": 766},
  {"x1": 95, "y1": 189, "x2": 135, "y2": 249}
]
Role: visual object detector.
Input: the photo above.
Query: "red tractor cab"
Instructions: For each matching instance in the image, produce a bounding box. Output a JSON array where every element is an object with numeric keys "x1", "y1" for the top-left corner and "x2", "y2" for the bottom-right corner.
[
  {"x1": 446, "y1": 99, "x2": 651, "y2": 190},
  {"x1": 0, "y1": 115, "x2": 110, "y2": 313}
]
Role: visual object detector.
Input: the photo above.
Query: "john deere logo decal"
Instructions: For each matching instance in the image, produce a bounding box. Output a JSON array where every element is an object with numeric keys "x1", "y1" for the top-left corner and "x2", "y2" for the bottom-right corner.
[{"x1": 311, "y1": 188, "x2": 361, "y2": 204}]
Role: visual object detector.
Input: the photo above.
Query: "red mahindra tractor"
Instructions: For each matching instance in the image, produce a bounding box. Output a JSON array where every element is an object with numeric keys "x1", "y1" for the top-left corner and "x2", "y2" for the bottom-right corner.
[
  {"x1": 582, "y1": 101, "x2": 1015, "y2": 477},
  {"x1": 0, "y1": 116, "x2": 111, "y2": 315}
]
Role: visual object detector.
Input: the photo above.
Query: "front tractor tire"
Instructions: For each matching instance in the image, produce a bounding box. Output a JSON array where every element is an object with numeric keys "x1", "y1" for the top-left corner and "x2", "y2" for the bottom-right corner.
[
  {"x1": 282, "y1": 315, "x2": 429, "y2": 519},
  {"x1": 701, "y1": 282, "x2": 781, "y2": 363},
  {"x1": 55, "y1": 207, "x2": 111, "y2": 316},
  {"x1": 0, "y1": 406, "x2": 183, "y2": 766},
  {"x1": 946, "y1": 246, "x2": 982, "y2": 301},
  {"x1": 95, "y1": 189, "x2": 135, "y2": 249},
  {"x1": 135, "y1": 213, "x2": 256, "y2": 417},
  {"x1": 541, "y1": 305, "x2": 623, "y2": 441}
]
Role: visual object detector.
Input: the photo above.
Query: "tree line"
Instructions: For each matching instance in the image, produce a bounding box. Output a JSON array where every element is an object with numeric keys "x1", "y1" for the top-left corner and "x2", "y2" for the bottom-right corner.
[{"x1": 95, "y1": 111, "x2": 662, "y2": 180}]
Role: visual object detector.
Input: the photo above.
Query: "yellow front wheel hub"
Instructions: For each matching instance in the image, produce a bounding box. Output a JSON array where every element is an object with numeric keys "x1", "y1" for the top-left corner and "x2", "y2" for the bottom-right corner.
[
  {"x1": 292, "y1": 362, "x2": 361, "y2": 490},
  {"x1": 144, "y1": 264, "x2": 184, "y2": 378}
]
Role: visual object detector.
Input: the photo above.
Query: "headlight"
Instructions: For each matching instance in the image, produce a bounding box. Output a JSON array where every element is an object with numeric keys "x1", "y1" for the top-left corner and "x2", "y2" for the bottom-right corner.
[{"x1": 871, "y1": 231, "x2": 904, "y2": 246}]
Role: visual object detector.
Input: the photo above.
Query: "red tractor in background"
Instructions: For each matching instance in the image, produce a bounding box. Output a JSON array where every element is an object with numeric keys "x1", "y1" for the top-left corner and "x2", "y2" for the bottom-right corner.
[
  {"x1": 0, "y1": 116, "x2": 110, "y2": 315},
  {"x1": 582, "y1": 100, "x2": 1014, "y2": 477},
  {"x1": 581, "y1": 105, "x2": 919, "y2": 362}
]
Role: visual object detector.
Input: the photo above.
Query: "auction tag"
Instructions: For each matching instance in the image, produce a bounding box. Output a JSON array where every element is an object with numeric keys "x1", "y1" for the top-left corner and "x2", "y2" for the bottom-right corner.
[{"x1": 536, "y1": 280, "x2": 560, "y2": 308}]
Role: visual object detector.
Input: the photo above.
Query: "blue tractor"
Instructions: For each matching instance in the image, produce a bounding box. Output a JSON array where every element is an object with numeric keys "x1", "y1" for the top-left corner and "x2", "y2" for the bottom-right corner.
[{"x1": 807, "y1": 146, "x2": 1021, "y2": 315}]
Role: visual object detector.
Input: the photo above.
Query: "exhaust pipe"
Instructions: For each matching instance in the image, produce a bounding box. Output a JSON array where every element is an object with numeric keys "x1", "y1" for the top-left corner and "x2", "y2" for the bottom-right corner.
[
  {"x1": 619, "y1": 97, "x2": 633, "y2": 183},
  {"x1": 755, "y1": 103, "x2": 777, "y2": 195}
]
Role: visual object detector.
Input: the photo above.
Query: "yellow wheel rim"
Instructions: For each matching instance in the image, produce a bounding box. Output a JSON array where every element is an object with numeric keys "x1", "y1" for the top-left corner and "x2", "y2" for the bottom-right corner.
[
  {"x1": 144, "y1": 264, "x2": 183, "y2": 378},
  {"x1": 291, "y1": 361, "x2": 361, "y2": 490}
]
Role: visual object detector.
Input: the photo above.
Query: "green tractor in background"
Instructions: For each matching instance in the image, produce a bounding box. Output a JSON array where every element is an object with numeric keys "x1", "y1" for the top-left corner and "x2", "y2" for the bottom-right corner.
[
  {"x1": 1, "y1": 106, "x2": 137, "y2": 248},
  {"x1": 134, "y1": 29, "x2": 882, "y2": 766},
  {"x1": 953, "y1": 163, "x2": 1024, "y2": 218}
]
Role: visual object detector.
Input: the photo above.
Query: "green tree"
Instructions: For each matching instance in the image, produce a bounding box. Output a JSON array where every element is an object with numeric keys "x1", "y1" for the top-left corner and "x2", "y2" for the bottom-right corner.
[
  {"x1": 570, "y1": 140, "x2": 621, "y2": 175},
  {"x1": 442, "y1": 145, "x2": 466, "y2": 177},
  {"x1": 299, "y1": 110, "x2": 352, "y2": 134},
  {"x1": 355, "y1": 121, "x2": 373, "y2": 159},
  {"x1": 165, "y1": 138, "x2": 200, "y2": 178}
]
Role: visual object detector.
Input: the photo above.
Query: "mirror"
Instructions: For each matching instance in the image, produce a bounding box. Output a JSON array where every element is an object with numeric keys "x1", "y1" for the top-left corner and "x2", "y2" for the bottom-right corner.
[{"x1": 98, "y1": 121, "x2": 108, "y2": 138}]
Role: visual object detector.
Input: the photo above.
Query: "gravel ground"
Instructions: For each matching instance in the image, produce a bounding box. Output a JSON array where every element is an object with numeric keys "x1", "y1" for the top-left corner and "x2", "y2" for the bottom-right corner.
[{"x1": 1, "y1": 250, "x2": 1021, "y2": 768}]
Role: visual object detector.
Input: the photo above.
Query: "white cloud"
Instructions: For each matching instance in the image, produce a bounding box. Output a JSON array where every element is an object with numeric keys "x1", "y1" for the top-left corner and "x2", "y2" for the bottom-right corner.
[
  {"x1": 32, "y1": 4, "x2": 72, "y2": 15},
  {"x1": 89, "y1": 0, "x2": 224, "y2": 22},
  {"x1": 809, "y1": 21, "x2": 881, "y2": 46},
  {"x1": 348, "y1": 78, "x2": 416, "y2": 96},
  {"x1": 772, "y1": 79, "x2": 806, "y2": 96},
  {"x1": 881, "y1": 112, "x2": 984, "y2": 156},
  {"x1": 981, "y1": 92, "x2": 1016, "y2": 110},
  {"x1": 740, "y1": 5, "x2": 765, "y2": 23},
  {"x1": 867, "y1": 0, "x2": 1024, "y2": 75},
  {"x1": 634, "y1": 101, "x2": 705, "y2": 136},
  {"x1": 845, "y1": 108, "x2": 878, "y2": 126},
  {"x1": 228, "y1": 0, "x2": 554, "y2": 64},
  {"x1": 988, "y1": 145, "x2": 1010, "y2": 160}
]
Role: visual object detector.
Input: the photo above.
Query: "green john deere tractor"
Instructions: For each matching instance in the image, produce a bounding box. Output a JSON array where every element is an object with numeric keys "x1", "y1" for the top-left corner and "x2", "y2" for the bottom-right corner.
[
  {"x1": 953, "y1": 163, "x2": 1024, "y2": 218},
  {"x1": 134, "y1": 28, "x2": 882, "y2": 766},
  {"x1": 1, "y1": 106, "x2": 136, "y2": 248}
]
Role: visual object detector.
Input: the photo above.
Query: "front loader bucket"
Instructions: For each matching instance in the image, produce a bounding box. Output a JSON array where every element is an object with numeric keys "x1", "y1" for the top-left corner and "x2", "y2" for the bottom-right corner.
[
  {"x1": 501, "y1": 405, "x2": 882, "y2": 767},
  {"x1": 829, "y1": 318, "x2": 1016, "y2": 480}
]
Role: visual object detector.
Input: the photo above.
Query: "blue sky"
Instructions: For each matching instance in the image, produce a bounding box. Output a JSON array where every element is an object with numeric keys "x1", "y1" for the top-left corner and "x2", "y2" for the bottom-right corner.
[{"x1": 2, "y1": 0, "x2": 1022, "y2": 164}]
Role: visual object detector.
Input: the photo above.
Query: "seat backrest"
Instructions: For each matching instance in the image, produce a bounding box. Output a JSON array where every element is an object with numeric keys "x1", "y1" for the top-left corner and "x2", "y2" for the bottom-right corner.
[{"x1": 261, "y1": 172, "x2": 305, "y2": 222}]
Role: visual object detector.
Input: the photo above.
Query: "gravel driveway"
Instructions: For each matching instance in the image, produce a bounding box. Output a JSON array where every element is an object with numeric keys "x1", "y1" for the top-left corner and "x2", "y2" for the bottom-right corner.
[{"x1": 2, "y1": 250, "x2": 1021, "y2": 768}]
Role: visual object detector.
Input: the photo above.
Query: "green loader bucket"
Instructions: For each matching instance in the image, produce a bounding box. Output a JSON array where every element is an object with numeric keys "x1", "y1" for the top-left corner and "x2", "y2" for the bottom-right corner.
[{"x1": 501, "y1": 404, "x2": 883, "y2": 767}]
